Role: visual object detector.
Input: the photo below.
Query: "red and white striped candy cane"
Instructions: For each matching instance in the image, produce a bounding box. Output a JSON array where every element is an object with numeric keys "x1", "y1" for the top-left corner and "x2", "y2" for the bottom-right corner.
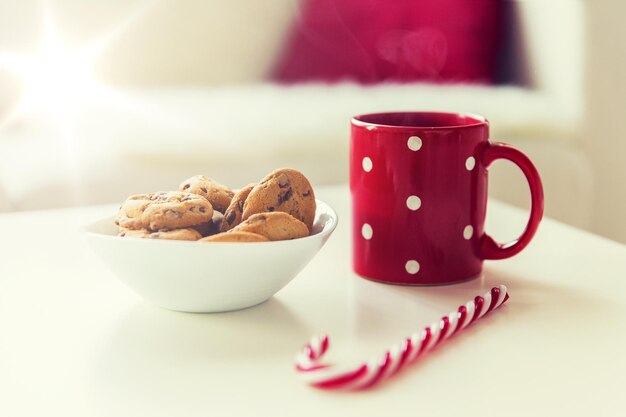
[{"x1": 295, "y1": 285, "x2": 509, "y2": 390}]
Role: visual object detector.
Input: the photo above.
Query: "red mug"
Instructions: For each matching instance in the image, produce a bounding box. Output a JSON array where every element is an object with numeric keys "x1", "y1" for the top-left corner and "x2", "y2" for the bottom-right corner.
[{"x1": 350, "y1": 112, "x2": 544, "y2": 285}]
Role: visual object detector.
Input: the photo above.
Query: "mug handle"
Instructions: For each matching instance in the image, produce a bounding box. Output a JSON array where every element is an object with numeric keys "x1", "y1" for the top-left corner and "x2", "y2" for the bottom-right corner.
[{"x1": 479, "y1": 142, "x2": 544, "y2": 260}]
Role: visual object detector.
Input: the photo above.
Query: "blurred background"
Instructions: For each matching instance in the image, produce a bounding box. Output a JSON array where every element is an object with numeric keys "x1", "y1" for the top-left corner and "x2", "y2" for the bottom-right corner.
[{"x1": 0, "y1": 0, "x2": 624, "y2": 243}]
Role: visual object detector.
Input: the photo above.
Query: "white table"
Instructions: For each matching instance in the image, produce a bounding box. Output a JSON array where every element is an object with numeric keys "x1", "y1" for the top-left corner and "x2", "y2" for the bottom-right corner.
[{"x1": 1, "y1": 186, "x2": 625, "y2": 416}]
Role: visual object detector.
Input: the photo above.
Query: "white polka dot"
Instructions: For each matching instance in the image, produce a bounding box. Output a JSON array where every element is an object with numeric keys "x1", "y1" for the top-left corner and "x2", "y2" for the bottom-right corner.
[
  {"x1": 406, "y1": 195, "x2": 421, "y2": 211},
  {"x1": 405, "y1": 260, "x2": 420, "y2": 275},
  {"x1": 361, "y1": 223, "x2": 373, "y2": 240},
  {"x1": 463, "y1": 225, "x2": 474, "y2": 240},
  {"x1": 465, "y1": 156, "x2": 476, "y2": 171},
  {"x1": 407, "y1": 136, "x2": 422, "y2": 151},
  {"x1": 362, "y1": 157, "x2": 373, "y2": 172}
]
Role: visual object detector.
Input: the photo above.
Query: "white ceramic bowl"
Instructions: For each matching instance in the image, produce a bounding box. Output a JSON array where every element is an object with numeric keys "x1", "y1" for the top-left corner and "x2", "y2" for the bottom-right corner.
[{"x1": 84, "y1": 199, "x2": 337, "y2": 313}]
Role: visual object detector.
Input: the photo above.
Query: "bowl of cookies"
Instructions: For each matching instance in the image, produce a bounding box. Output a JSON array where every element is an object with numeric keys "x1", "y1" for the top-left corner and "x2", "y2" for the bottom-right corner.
[{"x1": 85, "y1": 168, "x2": 337, "y2": 313}]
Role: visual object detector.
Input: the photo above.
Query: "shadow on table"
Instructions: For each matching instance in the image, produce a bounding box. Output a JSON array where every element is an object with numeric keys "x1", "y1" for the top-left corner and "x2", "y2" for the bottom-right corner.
[
  {"x1": 91, "y1": 297, "x2": 309, "y2": 401},
  {"x1": 350, "y1": 267, "x2": 611, "y2": 335},
  {"x1": 342, "y1": 267, "x2": 616, "y2": 393}
]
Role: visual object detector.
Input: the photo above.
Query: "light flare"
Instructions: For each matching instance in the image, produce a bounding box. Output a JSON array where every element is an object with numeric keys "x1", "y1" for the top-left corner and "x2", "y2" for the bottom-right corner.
[{"x1": 0, "y1": 1, "x2": 153, "y2": 131}]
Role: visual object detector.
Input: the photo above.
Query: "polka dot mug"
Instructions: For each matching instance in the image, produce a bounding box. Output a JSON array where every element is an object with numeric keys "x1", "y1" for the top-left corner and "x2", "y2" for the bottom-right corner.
[{"x1": 350, "y1": 112, "x2": 544, "y2": 285}]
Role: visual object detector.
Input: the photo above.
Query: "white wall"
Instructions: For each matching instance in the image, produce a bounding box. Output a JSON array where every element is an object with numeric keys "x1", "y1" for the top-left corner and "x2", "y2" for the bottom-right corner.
[
  {"x1": 0, "y1": 0, "x2": 298, "y2": 87},
  {"x1": 585, "y1": 1, "x2": 626, "y2": 243}
]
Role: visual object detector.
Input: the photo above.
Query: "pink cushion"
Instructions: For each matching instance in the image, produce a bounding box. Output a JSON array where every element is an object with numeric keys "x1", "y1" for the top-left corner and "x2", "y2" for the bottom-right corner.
[{"x1": 271, "y1": 0, "x2": 503, "y2": 84}]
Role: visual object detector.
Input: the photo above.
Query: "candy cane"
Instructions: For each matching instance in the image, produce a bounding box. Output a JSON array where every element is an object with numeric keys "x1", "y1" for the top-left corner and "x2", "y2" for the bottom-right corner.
[{"x1": 295, "y1": 285, "x2": 509, "y2": 390}]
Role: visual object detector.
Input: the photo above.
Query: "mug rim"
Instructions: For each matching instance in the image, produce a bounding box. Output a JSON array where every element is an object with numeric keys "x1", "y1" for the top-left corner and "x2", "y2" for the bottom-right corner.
[{"x1": 352, "y1": 111, "x2": 488, "y2": 130}]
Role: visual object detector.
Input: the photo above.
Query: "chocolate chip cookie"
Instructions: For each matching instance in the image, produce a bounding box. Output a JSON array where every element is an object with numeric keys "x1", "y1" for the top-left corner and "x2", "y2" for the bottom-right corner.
[
  {"x1": 116, "y1": 191, "x2": 214, "y2": 230},
  {"x1": 242, "y1": 168, "x2": 316, "y2": 230},
  {"x1": 232, "y1": 211, "x2": 309, "y2": 241},
  {"x1": 220, "y1": 183, "x2": 255, "y2": 232},
  {"x1": 118, "y1": 227, "x2": 202, "y2": 241},
  {"x1": 179, "y1": 175, "x2": 234, "y2": 212},
  {"x1": 199, "y1": 231, "x2": 269, "y2": 243}
]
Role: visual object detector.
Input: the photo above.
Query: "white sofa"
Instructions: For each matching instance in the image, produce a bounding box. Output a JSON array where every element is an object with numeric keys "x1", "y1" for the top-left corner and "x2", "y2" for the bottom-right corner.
[{"x1": 0, "y1": 0, "x2": 589, "y2": 228}]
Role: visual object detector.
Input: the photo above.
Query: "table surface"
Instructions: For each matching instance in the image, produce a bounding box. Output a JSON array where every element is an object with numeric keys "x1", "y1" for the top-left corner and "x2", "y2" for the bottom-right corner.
[{"x1": 1, "y1": 185, "x2": 625, "y2": 417}]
